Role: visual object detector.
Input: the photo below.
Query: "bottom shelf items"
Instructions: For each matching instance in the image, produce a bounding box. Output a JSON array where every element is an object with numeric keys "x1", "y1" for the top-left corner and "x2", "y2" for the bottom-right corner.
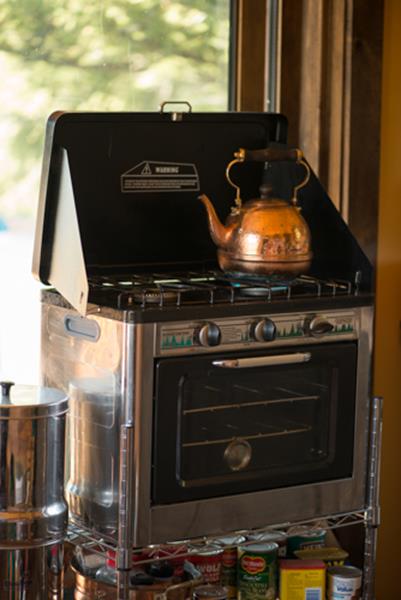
[{"x1": 65, "y1": 509, "x2": 373, "y2": 599}]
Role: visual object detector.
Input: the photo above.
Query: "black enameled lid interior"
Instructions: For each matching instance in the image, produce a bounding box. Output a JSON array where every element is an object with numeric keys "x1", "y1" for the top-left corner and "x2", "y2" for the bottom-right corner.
[{"x1": 33, "y1": 110, "x2": 288, "y2": 283}]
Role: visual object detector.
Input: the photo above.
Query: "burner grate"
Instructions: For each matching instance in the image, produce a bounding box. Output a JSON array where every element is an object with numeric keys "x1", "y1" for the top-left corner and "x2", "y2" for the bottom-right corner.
[{"x1": 87, "y1": 271, "x2": 361, "y2": 310}]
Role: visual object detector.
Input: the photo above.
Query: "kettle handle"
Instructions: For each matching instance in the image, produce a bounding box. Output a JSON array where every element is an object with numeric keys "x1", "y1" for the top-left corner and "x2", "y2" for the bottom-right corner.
[
  {"x1": 226, "y1": 146, "x2": 311, "y2": 207},
  {"x1": 234, "y1": 147, "x2": 303, "y2": 162}
]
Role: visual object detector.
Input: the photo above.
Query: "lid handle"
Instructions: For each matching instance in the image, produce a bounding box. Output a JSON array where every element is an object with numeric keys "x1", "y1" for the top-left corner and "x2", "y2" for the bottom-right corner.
[
  {"x1": 159, "y1": 100, "x2": 192, "y2": 113},
  {"x1": 0, "y1": 381, "x2": 15, "y2": 401},
  {"x1": 159, "y1": 100, "x2": 192, "y2": 122}
]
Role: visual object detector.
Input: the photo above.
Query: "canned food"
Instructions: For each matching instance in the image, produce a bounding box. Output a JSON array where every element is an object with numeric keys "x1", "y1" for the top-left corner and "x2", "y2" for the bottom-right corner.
[
  {"x1": 193, "y1": 584, "x2": 228, "y2": 599},
  {"x1": 147, "y1": 540, "x2": 190, "y2": 578},
  {"x1": 237, "y1": 542, "x2": 278, "y2": 600},
  {"x1": 327, "y1": 565, "x2": 362, "y2": 599},
  {"x1": 247, "y1": 530, "x2": 287, "y2": 557},
  {"x1": 295, "y1": 546, "x2": 349, "y2": 566},
  {"x1": 190, "y1": 545, "x2": 224, "y2": 585},
  {"x1": 286, "y1": 526, "x2": 326, "y2": 557},
  {"x1": 214, "y1": 535, "x2": 245, "y2": 599}
]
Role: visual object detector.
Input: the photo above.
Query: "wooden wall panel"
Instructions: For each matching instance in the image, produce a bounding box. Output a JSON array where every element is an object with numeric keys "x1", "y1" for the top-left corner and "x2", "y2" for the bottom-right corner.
[
  {"x1": 374, "y1": 1, "x2": 401, "y2": 596},
  {"x1": 280, "y1": 0, "x2": 383, "y2": 266}
]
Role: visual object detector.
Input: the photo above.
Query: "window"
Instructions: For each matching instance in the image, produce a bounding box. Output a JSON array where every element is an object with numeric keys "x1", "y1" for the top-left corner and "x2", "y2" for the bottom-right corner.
[{"x1": 0, "y1": 0, "x2": 231, "y2": 382}]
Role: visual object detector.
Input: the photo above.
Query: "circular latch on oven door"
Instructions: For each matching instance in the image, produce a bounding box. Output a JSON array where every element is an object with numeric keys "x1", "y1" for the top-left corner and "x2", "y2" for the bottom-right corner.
[{"x1": 224, "y1": 438, "x2": 252, "y2": 471}]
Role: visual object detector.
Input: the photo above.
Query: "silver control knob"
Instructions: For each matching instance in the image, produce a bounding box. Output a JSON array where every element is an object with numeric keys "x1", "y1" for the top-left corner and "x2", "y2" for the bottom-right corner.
[
  {"x1": 196, "y1": 322, "x2": 221, "y2": 347},
  {"x1": 250, "y1": 318, "x2": 276, "y2": 342},
  {"x1": 304, "y1": 316, "x2": 335, "y2": 337}
]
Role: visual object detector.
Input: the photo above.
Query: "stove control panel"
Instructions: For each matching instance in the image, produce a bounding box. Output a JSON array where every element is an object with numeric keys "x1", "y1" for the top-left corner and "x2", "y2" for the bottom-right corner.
[{"x1": 157, "y1": 310, "x2": 357, "y2": 355}]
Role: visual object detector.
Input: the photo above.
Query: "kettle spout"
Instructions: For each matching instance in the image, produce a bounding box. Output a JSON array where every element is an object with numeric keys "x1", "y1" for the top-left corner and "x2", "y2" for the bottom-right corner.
[{"x1": 199, "y1": 194, "x2": 233, "y2": 249}]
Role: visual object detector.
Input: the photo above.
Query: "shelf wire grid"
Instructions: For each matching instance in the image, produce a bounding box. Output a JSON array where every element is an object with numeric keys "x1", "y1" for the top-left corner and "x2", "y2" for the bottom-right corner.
[{"x1": 67, "y1": 508, "x2": 367, "y2": 565}]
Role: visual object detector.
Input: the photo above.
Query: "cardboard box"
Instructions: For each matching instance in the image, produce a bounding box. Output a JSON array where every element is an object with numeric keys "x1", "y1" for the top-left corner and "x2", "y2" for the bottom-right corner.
[{"x1": 279, "y1": 559, "x2": 326, "y2": 600}]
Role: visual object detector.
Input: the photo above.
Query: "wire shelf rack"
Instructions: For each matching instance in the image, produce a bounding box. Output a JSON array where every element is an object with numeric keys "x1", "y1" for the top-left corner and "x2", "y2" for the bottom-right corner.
[{"x1": 67, "y1": 508, "x2": 367, "y2": 565}]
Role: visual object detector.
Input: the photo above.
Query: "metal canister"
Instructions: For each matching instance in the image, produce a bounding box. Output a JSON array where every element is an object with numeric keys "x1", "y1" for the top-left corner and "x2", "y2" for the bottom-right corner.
[
  {"x1": 214, "y1": 534, "x2": 245, "y2": 599},
  {"x1": 247, "y1": 530, "x2": 287, "y2": 557},
  {"x1": 193, "y1": 584, "x2": 228, "y2": 599},
  {"x1": 327, "y1": 565, "x2": 362, "y2": 599},
  {"x1": 0, "y1": 381, "x2": 68, "y2": 599},
  {"x1": 67, "y1": 377, "x2": 120, "y2": 535},
  {"x1": 286, "y1": 526, "x2": 326, "y2": 557},
  {"x1": 237, "y1": 542, "x2": 278, "y2": 600},
  {"x1": 190, "y1": 545, "x2": 224, "y2": 585}
]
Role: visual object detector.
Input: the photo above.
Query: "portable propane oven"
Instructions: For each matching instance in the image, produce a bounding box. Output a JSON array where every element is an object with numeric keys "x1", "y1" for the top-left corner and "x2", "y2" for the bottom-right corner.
[{"x1": 33, "y1": 108, "x2": 377, "y2": 565}]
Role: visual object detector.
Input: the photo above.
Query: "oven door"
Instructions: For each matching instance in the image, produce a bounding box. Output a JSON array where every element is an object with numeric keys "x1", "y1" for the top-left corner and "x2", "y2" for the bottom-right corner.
[{"x1": 152, "y1": 342, "x2": 357, "y2": 504}]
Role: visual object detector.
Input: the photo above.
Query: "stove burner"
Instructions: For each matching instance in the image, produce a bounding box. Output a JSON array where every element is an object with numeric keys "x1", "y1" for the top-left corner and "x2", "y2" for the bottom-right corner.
[
  {"x1": 88, "y1": 271, "x2": 359, "y2": 310},
  {"x1": 237, "y1": 286, "x2": 286, "y2": 297},
  {"x1": 132, "y1": 288, "x2": 178, "y2": 304}
]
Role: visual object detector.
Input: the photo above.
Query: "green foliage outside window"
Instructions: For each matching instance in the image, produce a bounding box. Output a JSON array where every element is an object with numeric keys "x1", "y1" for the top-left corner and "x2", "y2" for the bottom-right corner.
[{"x1": 0, "y1": 0, "x2": 229, "y2": 224}]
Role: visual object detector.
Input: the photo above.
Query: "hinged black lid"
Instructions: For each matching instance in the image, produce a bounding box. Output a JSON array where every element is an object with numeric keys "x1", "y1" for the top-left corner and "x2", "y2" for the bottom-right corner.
[
  {"x1": 32, "y1": 110, "x2": 288, "y2": 313},
  {"x1": 32, "y1": 109, "x2": 373, "y2": 315}
]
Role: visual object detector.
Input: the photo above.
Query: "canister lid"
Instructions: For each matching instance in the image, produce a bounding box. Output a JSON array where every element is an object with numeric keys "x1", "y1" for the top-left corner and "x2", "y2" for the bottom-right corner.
[{"x1": 0, "y1": 382, "x2": 68, "y2": 418}]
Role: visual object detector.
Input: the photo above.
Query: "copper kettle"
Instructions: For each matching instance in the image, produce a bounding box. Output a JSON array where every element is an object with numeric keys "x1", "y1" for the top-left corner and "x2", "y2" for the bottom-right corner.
[{"x1": 199, "y1": 147, "x2": 312, "y2": 279}]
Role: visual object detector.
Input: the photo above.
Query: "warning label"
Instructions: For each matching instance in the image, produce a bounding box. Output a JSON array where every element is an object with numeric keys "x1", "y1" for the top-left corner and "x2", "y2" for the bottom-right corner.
[{"x1": 121, "y1": 161, "x2": 200, "y2": 193}]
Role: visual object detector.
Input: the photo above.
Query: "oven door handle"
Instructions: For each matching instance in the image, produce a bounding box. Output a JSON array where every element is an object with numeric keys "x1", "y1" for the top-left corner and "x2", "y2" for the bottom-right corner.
[{"x1": 212, "y1": 352, "x2": 311, "y2": 369}]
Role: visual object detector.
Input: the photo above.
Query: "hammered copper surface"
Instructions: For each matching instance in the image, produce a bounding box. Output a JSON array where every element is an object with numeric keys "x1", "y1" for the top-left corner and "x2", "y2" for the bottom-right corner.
[
  {"x1": 73, "y1": 567, "x2": 202, "y2": 600},
  {"x1": 199, "y1": 194, "x2": 312, "y2": 277}
]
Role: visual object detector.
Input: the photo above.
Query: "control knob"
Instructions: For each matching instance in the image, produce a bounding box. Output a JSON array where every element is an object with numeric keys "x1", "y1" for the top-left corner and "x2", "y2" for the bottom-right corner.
[
  {"x1": 195, "y1": 322, "x2": 221, "y2": 347},
  {"x1": 250, "y1": 318, "x2": 276, "y2": 342},
  {"x1": 304, "y1": 316, "x2": 335, "y2": 337}
]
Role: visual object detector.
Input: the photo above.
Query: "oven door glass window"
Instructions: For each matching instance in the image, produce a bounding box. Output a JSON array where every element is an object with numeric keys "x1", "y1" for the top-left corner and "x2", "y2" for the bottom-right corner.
[{"x1": 153, "y1": 342, "x2": 357, "y2": 504}]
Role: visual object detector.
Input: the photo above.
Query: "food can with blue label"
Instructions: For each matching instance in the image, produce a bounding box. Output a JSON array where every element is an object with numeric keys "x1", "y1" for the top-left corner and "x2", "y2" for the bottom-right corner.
[
  {"x1": 327, "y1": 565, "x2": 362, "y2": 599},
  {"x1": 238, "y1": 542, "x2": 278, "y2": 600}
]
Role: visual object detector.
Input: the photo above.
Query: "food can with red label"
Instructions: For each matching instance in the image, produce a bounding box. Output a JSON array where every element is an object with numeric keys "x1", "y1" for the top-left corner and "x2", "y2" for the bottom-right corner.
[
  {"x1": 237, "y1": 542, "x2": 278, "y2": 600},
  {"x1": 190, "y1": 545, "x2": 224, "y2": 585},
  {"x1": 214, "y1": 534, "x2": 246, "y2": 599},
  {"x1": 143, "y1": 540, "x2": 189, "y2": 578}
]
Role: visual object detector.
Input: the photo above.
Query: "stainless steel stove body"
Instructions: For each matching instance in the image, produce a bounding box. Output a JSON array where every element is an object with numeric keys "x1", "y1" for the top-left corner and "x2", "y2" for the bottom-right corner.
[
  {"x1": 40, "y1": 274, "x2": 373, "y2": 547},
  {"x1": 33, "y1": 110, "x2": 374, "y2": 547}
]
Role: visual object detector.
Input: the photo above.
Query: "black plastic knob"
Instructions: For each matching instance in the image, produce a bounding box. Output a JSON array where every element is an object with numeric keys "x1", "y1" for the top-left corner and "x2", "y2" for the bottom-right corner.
[
  {"x1": 196, "y1": 322, "x2": 221, "y2": 347},
  {"x1": 250, "y1": 319, "x2": 276, "y2": 342}
]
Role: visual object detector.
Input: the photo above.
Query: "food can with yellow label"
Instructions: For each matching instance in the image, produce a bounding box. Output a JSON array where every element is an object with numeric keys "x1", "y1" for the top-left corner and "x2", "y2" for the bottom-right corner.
[{"x1": 237, "y1": 542, "x2": 278, "y2": 600}]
